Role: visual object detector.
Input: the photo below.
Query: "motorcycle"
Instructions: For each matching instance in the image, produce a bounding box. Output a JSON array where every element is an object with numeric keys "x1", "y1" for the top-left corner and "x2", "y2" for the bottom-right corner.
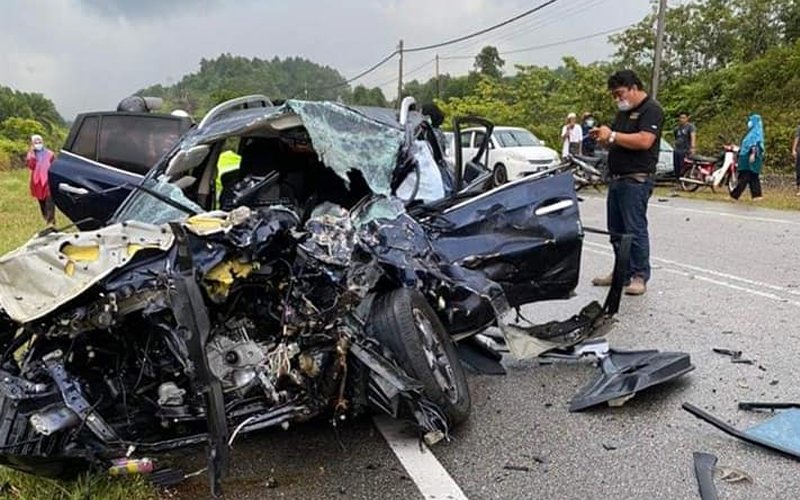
[{"x1": 678, "y1": 144, "x2": 739, "y2": 193}]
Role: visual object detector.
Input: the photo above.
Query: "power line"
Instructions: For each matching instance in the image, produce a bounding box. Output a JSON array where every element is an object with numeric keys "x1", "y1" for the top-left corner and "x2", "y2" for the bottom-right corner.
[
  {"x1": 364, "y1": 58, "x2": 435, "y2": 89},
  {"x1": 307, "y1": 0, "x2": 562, "y2": 92},
  {"x1": 438, "y1": 0, "x2": 606, "y2": 58},
  {"x1": 404, "y1": 0, "x2": 561, "y2": 53},
  {"x1": 439, "y1": 24, "x2": 633, "y2": 61},
  {"x1": 434, "y1": 0, "x2": 608, "y2": 74},
  {"x1": 306, "y1": 50, "x2": 399, "y2": 92}
]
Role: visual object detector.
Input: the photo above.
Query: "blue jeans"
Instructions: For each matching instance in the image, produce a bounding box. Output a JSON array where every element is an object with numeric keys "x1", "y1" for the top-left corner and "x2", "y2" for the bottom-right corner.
[{"x1": 607, "y1": 177, "x2": 654, "y2": 282}]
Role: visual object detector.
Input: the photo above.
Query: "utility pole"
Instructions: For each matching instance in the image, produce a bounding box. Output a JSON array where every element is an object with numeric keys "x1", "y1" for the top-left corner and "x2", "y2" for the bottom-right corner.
[
  {"x1": 397, "y1": 39, "x2": 404, "y2": 106},
  {"x1": 435, "y1": 54, "x2": 440, "y2": 99},
  {"x1": 652, "y1": 0, "x2": 667, "y2": 99}
]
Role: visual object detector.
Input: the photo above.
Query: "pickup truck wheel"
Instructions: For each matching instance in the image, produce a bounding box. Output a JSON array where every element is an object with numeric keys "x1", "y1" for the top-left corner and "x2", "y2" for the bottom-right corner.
[
  {"x1": 369, "y1": 288, "x2": 471, "y2": 426},
  {"x1": 492, "y1": 164, "x2": 508, "y2": 186}
]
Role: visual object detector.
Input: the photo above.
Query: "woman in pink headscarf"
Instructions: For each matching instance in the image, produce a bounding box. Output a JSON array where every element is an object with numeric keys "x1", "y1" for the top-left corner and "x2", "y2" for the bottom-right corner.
[{"x1": 25, "y1": 134, "x2": 56, "y2": 226}]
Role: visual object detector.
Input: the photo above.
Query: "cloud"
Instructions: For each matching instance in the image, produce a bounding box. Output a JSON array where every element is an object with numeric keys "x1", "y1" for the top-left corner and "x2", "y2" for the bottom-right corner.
[
  {"x1": 77, "y1": 0, "x2": 224, "y2": 20},
  {"x1": 0, "y1": 0, "x2": 652, "y2": 119}
]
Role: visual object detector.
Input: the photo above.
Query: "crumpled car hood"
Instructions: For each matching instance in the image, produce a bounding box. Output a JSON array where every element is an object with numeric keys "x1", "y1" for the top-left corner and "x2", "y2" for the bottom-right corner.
[
  {"x1": 0, "y1": 222, "x2": 174, "y2": 323},
  {"x1": 180, "y1": 100, "x2": 406, "y2": 195}
]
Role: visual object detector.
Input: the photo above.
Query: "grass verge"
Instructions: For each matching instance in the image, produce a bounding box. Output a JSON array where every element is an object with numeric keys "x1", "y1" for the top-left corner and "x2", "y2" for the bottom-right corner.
[
  {"x1": 651, "y1": 183, "x2": 800, "y2": 211},
  {"x1": 0, "y1": 168, "x2": 157, "y2": 498}
]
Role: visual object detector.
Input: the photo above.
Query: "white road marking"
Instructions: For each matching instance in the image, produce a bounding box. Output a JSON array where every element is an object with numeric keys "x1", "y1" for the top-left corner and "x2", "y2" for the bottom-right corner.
[
  {"x1": 584, "y1": 240, "x2": 800, "y2": 297},
  {"x1": 581, "y1": 195, "x2": 800, "y2": 226},
  {"x1": 583, "y1": 246, "x2": 800, "y2": 308},
  {"x1": 373, "y1": 416, "x2": 468, "y2": 500}
]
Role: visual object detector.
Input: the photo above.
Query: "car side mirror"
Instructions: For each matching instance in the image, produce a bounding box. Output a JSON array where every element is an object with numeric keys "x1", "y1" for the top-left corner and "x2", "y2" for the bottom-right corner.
[{"x1": 541, "y1": 140, "x2": 546, "y2": 146}]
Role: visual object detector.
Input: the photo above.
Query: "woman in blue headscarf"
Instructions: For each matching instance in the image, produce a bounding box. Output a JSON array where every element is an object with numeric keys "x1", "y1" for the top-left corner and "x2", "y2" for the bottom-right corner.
[{"x1": 730, "y1": 113, "x2": 765, "y2": 200}]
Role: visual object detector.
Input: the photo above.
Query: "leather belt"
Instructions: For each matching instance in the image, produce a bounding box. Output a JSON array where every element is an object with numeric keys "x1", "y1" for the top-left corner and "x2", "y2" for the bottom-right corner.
[{"x1": 610, "y1": 173, "x2": 652, "y2": 182}]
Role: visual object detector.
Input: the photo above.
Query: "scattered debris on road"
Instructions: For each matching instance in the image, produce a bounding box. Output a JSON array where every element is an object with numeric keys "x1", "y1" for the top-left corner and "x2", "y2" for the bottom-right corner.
[
  {"x1": 683, "y1": 402, "x2": 800, "y2": 461},
  {"x1": 692, "y1": 451, "x2": 719, "y2": 500},
  {"x1": 717, "y1": 466, "x2": 753, "y2": 484},
  {"x1": 712, "y1": 347, "x2": 755, "y2": 365}
]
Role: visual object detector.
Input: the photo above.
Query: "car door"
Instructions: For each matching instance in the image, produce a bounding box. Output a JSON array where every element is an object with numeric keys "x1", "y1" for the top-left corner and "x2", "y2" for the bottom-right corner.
[
  {"x1": 460, "y1": 130, "x2": 476, "y2": 161},
  {"x1": 50, "y1": 113, "x2": 191, "y2": 229},
  {"x1": 431, "y1": 167, "x2": 582, "y2": 308}
]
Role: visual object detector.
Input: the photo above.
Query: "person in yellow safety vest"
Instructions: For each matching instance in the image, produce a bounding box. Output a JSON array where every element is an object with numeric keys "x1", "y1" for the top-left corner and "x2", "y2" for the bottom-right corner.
[{"x1": 215, "y1": 149, "x2": 241, "y2": 201}]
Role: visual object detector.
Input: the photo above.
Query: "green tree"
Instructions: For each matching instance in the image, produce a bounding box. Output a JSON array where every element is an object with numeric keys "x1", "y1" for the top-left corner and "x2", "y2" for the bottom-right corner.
[
  {"x1": 349, "y1": 85, "x2": 388, "y2": 107},
  {"x1": 473, "y1": 46, "x2": 505, "y2": 80}
]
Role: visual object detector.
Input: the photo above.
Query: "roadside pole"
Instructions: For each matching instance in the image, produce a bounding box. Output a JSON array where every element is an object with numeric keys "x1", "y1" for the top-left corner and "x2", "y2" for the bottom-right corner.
[
  {"x1": 652, "y1": 0, "x2": 667, "y2": 99},
  {"x1": 397, "y1": 39, "x2": 404, "y2": 105}
]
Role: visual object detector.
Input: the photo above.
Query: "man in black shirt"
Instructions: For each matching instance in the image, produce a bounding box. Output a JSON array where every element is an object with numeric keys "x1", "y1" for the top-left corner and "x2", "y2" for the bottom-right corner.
[{"x1": 589, "y1": 70, "x2": 664, "y2": 296}]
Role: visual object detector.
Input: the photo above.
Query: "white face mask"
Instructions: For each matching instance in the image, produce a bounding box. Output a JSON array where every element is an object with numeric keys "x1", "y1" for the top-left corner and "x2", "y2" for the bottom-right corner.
[
  {"x1": 747, "y1": 120, "x2": 753, "y2": 128},
  {"x1": 33, "y1": 144, "x2": 44, "y2": 151},
  {"x1": 616, "y1": 99, "x2": 633, "y2": 111},
  {"x1": 585, "y1": 119, "x2": 595, "y2": 127}
]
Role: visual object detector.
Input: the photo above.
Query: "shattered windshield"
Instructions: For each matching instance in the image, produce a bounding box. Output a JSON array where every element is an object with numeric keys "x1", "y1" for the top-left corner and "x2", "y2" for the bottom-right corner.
[
  {"x1": 114, "y1": 176, "x2": 202, "y2": 225},
  {"x1": 351, "y1": 196, "x2": 405, "y2": 229}
]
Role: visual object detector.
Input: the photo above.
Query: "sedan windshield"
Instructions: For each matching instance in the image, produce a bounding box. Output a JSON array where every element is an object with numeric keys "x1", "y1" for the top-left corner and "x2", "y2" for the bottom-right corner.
[{"x1": 495, "y1": 130, "x2": 542, "y2": 148}]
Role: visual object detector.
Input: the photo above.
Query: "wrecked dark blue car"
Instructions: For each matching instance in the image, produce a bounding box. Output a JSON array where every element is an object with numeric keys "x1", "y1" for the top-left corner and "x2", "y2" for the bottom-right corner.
[{"x1": 0, "y1": 97, "x2": 606, "y2": 495}]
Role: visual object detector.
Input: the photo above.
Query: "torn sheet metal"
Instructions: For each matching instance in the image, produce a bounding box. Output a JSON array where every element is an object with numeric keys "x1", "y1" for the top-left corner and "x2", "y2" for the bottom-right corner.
[
  {"x1": 0, "y1": 221, "x2": 173, "y2": 323},
  {"x1": 184, "y1": 206, "x2": 253, "y2": 236},
  {"x1": 569, "y1": 349, "x2": 694, "y2": 411},
  {"x1": 432, "y1": 172, "x2": 582, "y2": 307},
  {"x1": 684, "y1": 403, "x2": 800, "y2": 461},
  {"x1": 693, "y1": 452, "x2": 719, "y2": 500},
  {"x1": 180, "y1": 101, "x2": 405, "y2": 196},
  {"x1": 499, "y1": 301, "x2": 614, "y2": 359}
]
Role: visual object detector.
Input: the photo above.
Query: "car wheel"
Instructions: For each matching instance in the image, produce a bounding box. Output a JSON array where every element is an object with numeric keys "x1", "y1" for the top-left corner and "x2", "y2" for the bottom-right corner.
[
  {"x1": 492, "y1": 164, "x2": 508, "y2": 186},
  {"x1": 369, "y1": 288, "x2": 471, "y2": 426}
]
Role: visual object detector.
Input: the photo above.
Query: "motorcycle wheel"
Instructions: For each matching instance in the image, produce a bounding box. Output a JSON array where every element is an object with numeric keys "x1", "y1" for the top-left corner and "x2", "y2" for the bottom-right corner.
[
  {"x1": 369, "y1": 288, "x2": 471, "y2": 425},
  {"x1": 679, "y1": 164, "x2": 701, "y2": 192},
  {"x1": 726, "y1": 170, "x2": 738, "y2": 193}
]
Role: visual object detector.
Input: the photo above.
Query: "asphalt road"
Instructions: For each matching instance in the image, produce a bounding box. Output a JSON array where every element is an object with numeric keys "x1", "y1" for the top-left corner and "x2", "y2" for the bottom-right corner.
[{"x1": 170, "y1": 194, "x2": 800, "y2": 499}]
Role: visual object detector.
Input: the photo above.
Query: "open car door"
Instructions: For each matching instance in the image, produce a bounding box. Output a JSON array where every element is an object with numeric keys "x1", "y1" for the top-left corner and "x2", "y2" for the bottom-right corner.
[
  {"x1": 427, "y1": 116, "x2": 582, "y2": 307},
  {"x1": 50, "y1": 113, "x2": 191, "y2": 229}
]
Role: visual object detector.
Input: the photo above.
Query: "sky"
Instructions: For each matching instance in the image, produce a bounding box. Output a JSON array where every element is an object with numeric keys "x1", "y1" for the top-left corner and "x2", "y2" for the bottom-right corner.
[{"x1": 0, "y1": 0, "x2": 658, "y2": 119}]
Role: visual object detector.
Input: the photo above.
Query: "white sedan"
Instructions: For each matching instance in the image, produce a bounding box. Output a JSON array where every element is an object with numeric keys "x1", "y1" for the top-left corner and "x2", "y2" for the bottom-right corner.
[{"x1": 448, "y1": 126, "x2": 560, "y2": 185}]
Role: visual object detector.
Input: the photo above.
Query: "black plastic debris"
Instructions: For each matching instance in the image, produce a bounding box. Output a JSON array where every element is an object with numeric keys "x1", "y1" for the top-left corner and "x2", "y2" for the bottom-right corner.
[
  {"x1": 569, "y1": 349, "x2": 694, "y2": 412},
  {"x1": 692, "y1": 452, "x2": 719, "y2": 500},
  {"x1": 683, "y1": 403, "x2": 800, "y2": 461},
  {"x1": 712, "y1": 347, "x2": 754, "y2": 364}
]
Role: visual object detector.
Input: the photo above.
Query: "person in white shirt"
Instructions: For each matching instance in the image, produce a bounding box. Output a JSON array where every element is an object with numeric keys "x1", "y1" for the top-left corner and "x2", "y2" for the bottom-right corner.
[{"x1": 561, "y1": 112, "x2": 583, "y2": 157}]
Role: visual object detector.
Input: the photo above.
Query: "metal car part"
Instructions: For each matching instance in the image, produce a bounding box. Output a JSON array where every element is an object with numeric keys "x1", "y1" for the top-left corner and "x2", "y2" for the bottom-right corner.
[
  {"x1": 693, "y1": 451, "x2": 719, "y2": 500},
  {"x1": 206, "y1": 335, "x2": 265, "y2": 392},
  {"x1": 683, "y1": 403, "x2": 800, "y2": 461}
]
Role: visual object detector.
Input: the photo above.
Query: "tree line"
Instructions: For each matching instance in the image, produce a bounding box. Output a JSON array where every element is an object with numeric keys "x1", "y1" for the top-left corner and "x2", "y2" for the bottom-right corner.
[
  {"x1": 0, "y1": 86, "x2": 66, "y2": 170},
  {"x1": 2, "y1": 0, "x2": 798, "y2": 172}
]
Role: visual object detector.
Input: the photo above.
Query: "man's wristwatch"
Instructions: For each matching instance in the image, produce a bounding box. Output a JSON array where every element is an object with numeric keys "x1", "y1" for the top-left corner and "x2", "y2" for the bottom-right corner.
[{"x1": 609, "y1": 131, "x2": 617, "y2": 144}]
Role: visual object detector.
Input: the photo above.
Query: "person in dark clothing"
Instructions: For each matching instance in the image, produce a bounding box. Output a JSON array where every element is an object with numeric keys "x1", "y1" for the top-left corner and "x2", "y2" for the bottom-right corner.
[
  {"x1": 581, "y1": 112, "x2": 597, "y2": 156},
  {"x1": 672, "y1": 112, "x2": 696, "y2": 186},
  {"x1": 588, "y1": 70, "x2": 664, "y2": 296},
  {"x1": 730, "y1": 113, "x2": 765, "y2": 201}
]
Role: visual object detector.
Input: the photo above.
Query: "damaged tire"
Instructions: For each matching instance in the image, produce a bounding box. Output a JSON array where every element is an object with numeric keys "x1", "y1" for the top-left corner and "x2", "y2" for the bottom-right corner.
[{"x1": 370, "y1": 288, "x2": 471, "y2": 425}]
